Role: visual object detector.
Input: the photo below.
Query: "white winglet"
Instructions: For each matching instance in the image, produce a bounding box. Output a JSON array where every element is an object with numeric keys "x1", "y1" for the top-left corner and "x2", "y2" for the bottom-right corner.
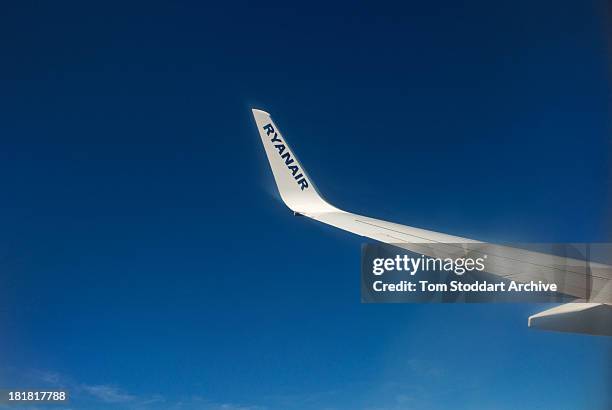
[{"x1": 252, "y1": 109, "x2": 339, "y2": 214}]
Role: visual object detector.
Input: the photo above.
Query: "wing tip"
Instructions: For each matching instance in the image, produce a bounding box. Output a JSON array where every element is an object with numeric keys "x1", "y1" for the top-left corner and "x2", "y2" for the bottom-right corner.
[{"x1": 252, "y1": 108, "x2": 270, "y2": 116}]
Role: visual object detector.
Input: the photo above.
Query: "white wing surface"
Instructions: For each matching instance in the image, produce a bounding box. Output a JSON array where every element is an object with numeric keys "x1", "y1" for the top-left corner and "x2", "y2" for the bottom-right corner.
[{"x1": 252, "y1": 109, "x2": 612, "y2": 336}]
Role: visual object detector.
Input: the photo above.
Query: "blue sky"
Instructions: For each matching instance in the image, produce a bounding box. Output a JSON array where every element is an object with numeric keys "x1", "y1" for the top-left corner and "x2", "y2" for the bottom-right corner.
[{"x1": 0, "y1": 1, "x2": 610, "y2": 409}]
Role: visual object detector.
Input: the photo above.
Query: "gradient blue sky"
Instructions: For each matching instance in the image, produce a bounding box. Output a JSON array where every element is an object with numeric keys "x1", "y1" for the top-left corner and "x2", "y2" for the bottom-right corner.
[{"x1": 0, "y1": 1, "x2": 611, "y2": 409}]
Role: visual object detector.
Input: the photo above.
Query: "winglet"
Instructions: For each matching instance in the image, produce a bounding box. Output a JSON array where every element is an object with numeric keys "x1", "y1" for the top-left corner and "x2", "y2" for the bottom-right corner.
[{"x1": 252, "y1": 109, "x2": 338, "y2": 214}]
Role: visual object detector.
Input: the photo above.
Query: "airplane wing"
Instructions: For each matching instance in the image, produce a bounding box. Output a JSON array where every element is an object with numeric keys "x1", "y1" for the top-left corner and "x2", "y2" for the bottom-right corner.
[{"x1": 252, "y1": 108, "x2": 612, "y2": 336}]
